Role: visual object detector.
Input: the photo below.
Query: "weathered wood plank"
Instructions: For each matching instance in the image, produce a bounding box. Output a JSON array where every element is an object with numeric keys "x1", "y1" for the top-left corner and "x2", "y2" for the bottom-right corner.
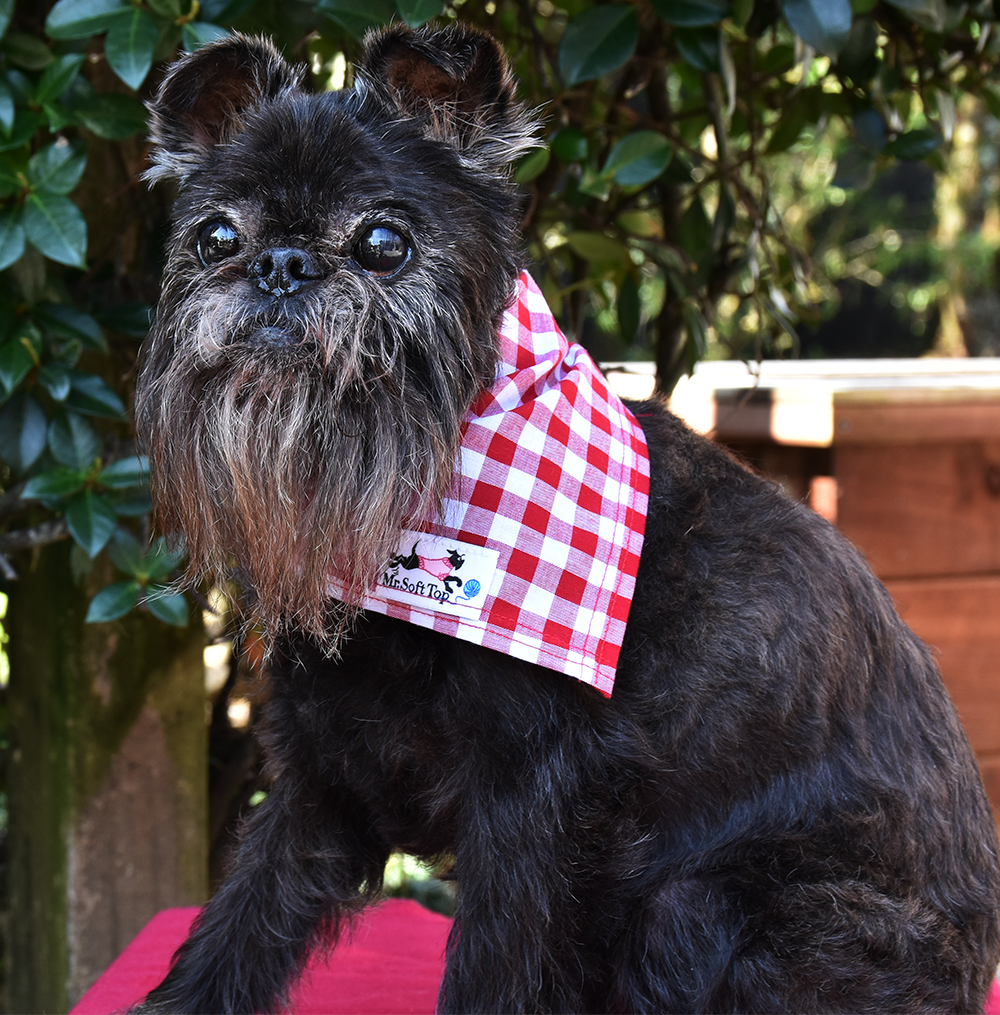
[
  {"x1": 835, "y1": 396, "x2": 1000, "y2": 445},
  {"x1": 835, "y1": 442, "x2": 1000, "y2": 578},
  {"x1": 884, "y1": 575, "x2": 1000, "y2": 760}
]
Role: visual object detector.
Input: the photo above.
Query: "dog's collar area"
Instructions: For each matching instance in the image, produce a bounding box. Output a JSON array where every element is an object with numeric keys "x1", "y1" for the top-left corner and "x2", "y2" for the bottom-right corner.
[{"x1": 327, "y1": 271, "x2": 650, "y2": 697}]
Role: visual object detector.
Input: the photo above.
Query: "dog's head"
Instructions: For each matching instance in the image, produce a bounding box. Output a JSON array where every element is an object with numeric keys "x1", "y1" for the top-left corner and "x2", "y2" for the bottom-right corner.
[{"x1": 137, "y1": 25, "x2": 536, "y2": 638}]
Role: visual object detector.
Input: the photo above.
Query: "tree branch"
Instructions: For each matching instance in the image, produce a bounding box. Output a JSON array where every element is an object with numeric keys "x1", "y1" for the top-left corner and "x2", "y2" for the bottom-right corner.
[{"x1": 0, "y1": 519, "x2": 71, "y2": 580}]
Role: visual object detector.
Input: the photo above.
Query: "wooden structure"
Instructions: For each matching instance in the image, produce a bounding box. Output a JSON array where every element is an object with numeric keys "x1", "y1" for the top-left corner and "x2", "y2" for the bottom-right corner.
[{"x1": 607, "y1": 359, "x2": 1000, "y2": 815}]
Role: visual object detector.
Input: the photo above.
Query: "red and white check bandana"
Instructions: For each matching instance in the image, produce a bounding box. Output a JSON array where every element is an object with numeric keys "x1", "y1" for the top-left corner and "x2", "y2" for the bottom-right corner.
[{"x1": 329, "y1": 271, "x2": 650, "y2": 696}]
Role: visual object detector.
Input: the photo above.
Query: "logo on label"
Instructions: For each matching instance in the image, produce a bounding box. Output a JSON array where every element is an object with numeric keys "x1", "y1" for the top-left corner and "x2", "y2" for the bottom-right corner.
[{"x1": 376, "y1": 532, "x2": 499, "y2": 619}]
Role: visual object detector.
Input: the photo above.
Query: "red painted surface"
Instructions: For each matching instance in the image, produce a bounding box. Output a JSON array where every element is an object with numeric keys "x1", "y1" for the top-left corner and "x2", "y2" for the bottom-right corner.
[{"x1": 70, "y1": 897, "x2": 450, "y2": 1015}]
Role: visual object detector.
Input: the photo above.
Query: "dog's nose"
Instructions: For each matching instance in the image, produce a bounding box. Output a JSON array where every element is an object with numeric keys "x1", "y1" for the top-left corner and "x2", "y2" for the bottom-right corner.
[{"x1": 250, "y1": 247, "x2": 323, "y2": 296}]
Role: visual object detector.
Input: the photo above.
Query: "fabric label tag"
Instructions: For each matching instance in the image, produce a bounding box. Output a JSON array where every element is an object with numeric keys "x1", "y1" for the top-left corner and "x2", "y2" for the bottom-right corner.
[{"x1": 375, "y1": 531, "x2": 500, "y2": 621}]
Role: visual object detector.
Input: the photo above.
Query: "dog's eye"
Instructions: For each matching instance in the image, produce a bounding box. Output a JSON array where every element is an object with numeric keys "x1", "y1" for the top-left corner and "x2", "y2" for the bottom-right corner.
[
  {"x1": 355, "y1": 226, "x2": 409, "y2": 276},
  {"x1": 197, "y1": 221, "x2": 241, "y2": 265}
]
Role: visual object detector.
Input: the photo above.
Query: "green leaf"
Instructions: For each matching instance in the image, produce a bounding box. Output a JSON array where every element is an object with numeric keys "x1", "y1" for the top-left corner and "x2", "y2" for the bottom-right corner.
[
  {"x1": 0, "y1": 336, "x2": 33, "y2": 396},
  {"x1": 22, "y1": 466, "x2": 87, "y2": 500},
  {"x1": 395, "y1": 0, "x2": 442, "y2": 27},
  {"x1": 28, "y1": 140, "x2": 87, "y2": 196},
  {"x1": 0, "y1": 306, "x2": 14, "y2": 341},
  {"x1": 96, "y1": 301, "x2": 151, "y2": 337},
  {"x1": 2, "y1": 33, "x2": 54, "y2": 71},
  {"x1": 110, "y1": 488, "x2": 151, "y2": 516},
  {"x1": 86, "y1": 579, "x2": 141, "y2": 623},
  {"x1": 551, "y1": 128, "x2": 588, "y2": 163},
  {"x1": 45, "y1": 0, "x2": 130, "y2": 40},
  {"x1": 141, "y1": 538, "x2": 185, "y2": 580},
  {"x1": 884, "y1": 0, "x2": 945, "y2": 32},
  {"x1": 315, "y1": 0, "x2": 396, "y2": 37},
  {"x1": 0, "y1": 108, "x2": 43, "y2": 152},
  {"x1": 577, "y1": 166, "x2": 611, "y2": 200},
  {"x1": 0, "y1": 78, "x2": 14, "y2": 134},
  {"x1": 602, "y1": 130, "x2": 672, "y2": 186},
  {"x1": 10, "y1": 318, "x2": 42, "y2": 357},
  {"x1": 9, "y1": 246, "x2": 44, "y2": 307},
  {"x1": 617, "y1": 275, "x2": 640, "y2": 344},
  {"x1": 98, "y1": 454, "x2": 148, "y2": 488},
  {"x1": 514, "y1": 146, "x2": 550, "y2": 184},
  {"x1": 712, "y1": 183, "x2": 735, "y2": 251},
  {"x1": 41, "y1": 101, "x2": 74, "y2": 133},
  {"x1": 110, "y1": 533, "x2": 185, "y2": 582},
  {"x1": 3, "y1": 68, "x2": 30, "y2": 104},
  {"x1": 984, "y1": 87, "x2": 1000, "y2": 122},
  {"x1": 68, "y1": 92, "x2": 146, "y2": 139},
  {"x1": 838, "y1": 15, "x2": 878, "y2": 83},
  {"x1": 884, "y1": 127, "x2": 942, "y2": 160},
  {"x1": 0, "y1": 206, "x2": 25, "y2": 272},
  {"x1": 48, "y1": 408, "x2": 100, "y2": 470},
  {"x1": 107, "y1": 527, "x2": 143, "y2": 574},
  {"x1": 146, "y1": 0, "x2": 182, "y2": 16},
  {"x1": 66, "y1": 488, "x2": 117, "y2": 557},
  {"x1": 145, "y1": 586, "x2": 189, "y2": 626},
  {"x1": 674, "y1": 27, "x2": 720, "y2": 72},
  {"x1": 49, "y1": 337, "x2": 83, "y2": 368},
  {"x1": 831, "y1": 146, "x2": 875, "y2": 189},
  {"x1": 651, "y1": 0, "x2": 728, "y2": 25},
  {"x1": 200, "y1": 0, "x2": 256, "y2": 21},
  {"x1": 0, "y1": 0, "x2": 12, "y2": 38},
  {"x1": 683, "y1": 304, "x2": 708, "y2": 371},
  {"x1": 105, "y1": 7, "x2": 158, "y2": 90},
  {"x1": 181, "y1": 22, "x2": 229, "y2": 51},
  {"x1": 564, "y1": 231, "x2": 631, "y2": 268},
  {"x1": 678, "y1": 195, "x2": 713, "y2": 271},
  {"x1": 23, "y1": 192, "x2": 87, "y2": 268},
  {"x1": 38, "y1": 362, "x2": 72, "y2": 401},
  {"x1": 34, "y1": 304, "x2": 106, "y2": 350},
  {"x1": 617, "y1": 209, "x2": 664, "y2": 239},
  {"x1": 65, "y1": 370, "x2": 124, "y2": 418},
  {"x1": 766, "y1": 105, "x2": 809, "y2": 154},
  {"x1": 559, "y1": 6, "x2": 638, "y2": 86},
  {"x1": 0, "y1": 392, "x2": 47, "y2": 472},
  {"x1": 0, "y1": 153, "x2": 24, "y2": 196},
  {"x1": 781, "y1": 0, "x2": 852, "y2": 55},
  {"x1": 36, "y1": 54, "x2": 86, "y2": 105},
  {"x1": 759, "y1": 42, "x2": 795, "y2": 73},
  {"x1": 853, "y1": 106, "x2": 886, "y2": 154}
]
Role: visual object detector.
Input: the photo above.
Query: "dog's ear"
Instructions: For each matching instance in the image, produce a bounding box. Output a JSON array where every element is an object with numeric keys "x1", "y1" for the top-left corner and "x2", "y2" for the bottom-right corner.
[
  {"x1": 146, "y1": 34, "x2": 303, "y2": 183},
  {"x1": 357, "y1": 24, "x2": 538, "y2": 175}
]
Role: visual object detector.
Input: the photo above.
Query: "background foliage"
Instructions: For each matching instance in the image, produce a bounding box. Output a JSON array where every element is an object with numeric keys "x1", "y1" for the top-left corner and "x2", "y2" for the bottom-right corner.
[
  {"x1": 1, "y1": 0, "x2": 1000, "y2": 1001},
  {"x1": 0, "y1": 0, "x2": 997, "y2": 614}
]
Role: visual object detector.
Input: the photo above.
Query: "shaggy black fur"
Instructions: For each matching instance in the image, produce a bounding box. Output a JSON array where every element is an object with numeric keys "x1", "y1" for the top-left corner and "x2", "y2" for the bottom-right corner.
[{"x1": 134, "y1": 25, "x2": 1000, "y2": 1015}]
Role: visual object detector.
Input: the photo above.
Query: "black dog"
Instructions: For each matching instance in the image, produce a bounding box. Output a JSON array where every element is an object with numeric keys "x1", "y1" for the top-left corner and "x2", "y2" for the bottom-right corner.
[{"x1": 134, "y1": 24, "x2": 1000, "y2": 1014}]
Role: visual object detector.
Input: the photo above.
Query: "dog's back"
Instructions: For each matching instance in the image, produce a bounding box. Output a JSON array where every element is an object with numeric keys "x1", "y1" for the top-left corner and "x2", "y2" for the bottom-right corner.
[{"x1": 608, "y1": 402, "x2": 1000, "y2": 1012}]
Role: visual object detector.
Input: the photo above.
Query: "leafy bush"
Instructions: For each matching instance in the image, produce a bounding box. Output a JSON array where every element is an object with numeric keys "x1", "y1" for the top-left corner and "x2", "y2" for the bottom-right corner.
[{"x1": 0, "y1": 0, "x2": 995, "y2": 617}]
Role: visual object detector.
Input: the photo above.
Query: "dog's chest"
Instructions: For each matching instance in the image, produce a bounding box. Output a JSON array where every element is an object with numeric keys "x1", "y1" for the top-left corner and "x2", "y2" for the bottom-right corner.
[{"x1": 268, "y1": 631, "x2": 478, "y2": 845}]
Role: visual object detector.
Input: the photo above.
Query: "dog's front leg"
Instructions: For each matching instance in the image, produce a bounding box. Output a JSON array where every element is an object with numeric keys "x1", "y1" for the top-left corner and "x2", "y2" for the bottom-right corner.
[
  {"x1": 438, "y1": 771, "x2": 599, "y2": 1015},
  {"x1": 132, "y1": 773, "x2": 388, "y2": 1015}
]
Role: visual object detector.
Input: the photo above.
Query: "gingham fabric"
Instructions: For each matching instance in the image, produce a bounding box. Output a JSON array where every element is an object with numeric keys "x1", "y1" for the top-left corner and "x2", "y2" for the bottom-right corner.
[{"x1": 329, "y1": 271, "x2": 650, "y2": 696}]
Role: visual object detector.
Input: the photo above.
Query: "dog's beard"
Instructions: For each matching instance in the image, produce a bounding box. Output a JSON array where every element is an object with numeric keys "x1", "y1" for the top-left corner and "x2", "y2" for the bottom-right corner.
[{"x1": 138, "y1": 274, "x2": 492, "y2": 642}]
